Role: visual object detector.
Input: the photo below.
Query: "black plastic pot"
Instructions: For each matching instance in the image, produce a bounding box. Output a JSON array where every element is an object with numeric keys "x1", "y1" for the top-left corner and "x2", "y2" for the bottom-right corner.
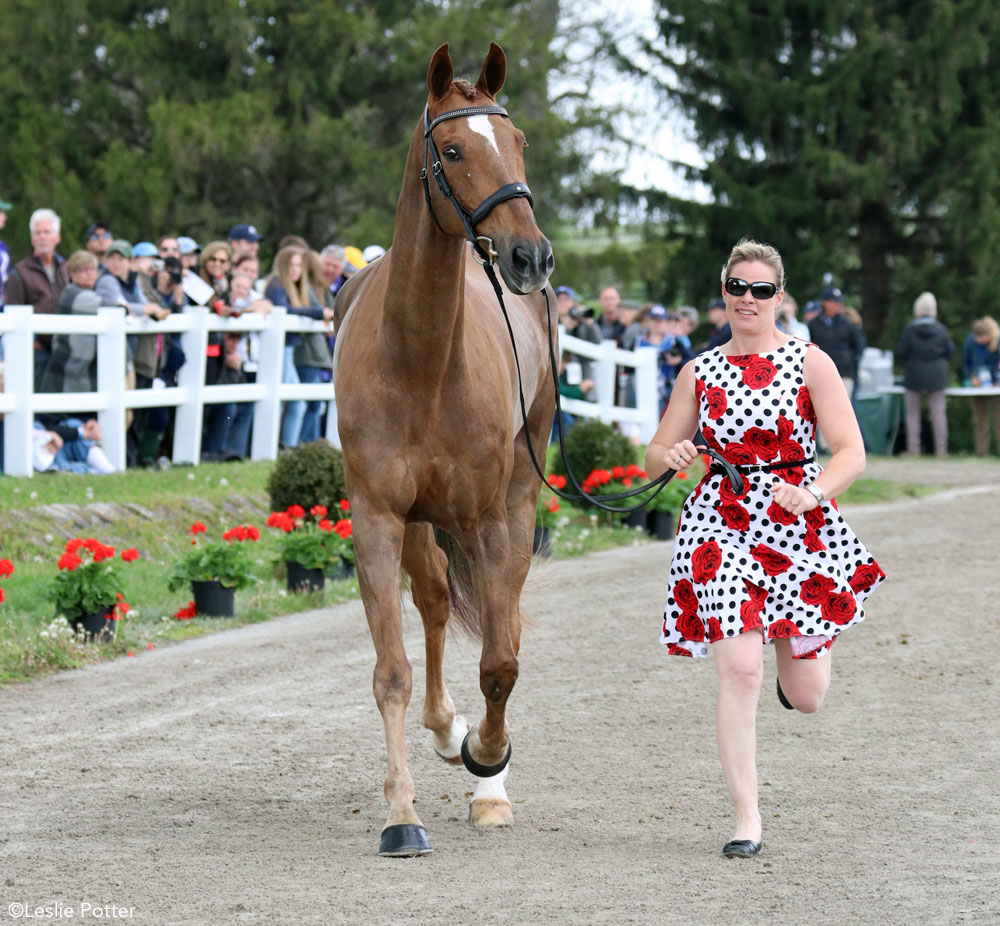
[
  {"x1": 286, "y1": 561, "x2": 326, "y2": 593},
  {"x1": 191, "y1": 580, "x2": 236, "y2": 617},
  {"x1": 647, "y1": 510, "x2": 676, "y2": 541},
  {"x1": 623, "y1": 509, "x2": 648, "y2": 530},
  {"x1": 73, "y1": 607, "x2": 115, "y2": 642},
  {"x1": 327, "y1": 558, "x2": 356, "y2": 581}
]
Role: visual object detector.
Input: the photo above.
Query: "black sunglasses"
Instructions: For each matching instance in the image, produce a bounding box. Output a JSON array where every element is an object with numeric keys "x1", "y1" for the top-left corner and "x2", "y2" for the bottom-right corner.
[{"x1": 725, "y1": 277, "x2": 780, "y2": 300}]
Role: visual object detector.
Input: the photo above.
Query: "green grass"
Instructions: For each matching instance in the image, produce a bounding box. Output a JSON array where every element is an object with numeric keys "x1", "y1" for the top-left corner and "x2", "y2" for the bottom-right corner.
[{"x1": 0, "y1": 458, "x2": 943, "y2": 687}]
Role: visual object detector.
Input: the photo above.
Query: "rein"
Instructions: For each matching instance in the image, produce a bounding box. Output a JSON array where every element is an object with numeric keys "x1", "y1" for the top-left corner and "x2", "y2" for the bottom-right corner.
[{"x1": 421, "y1": 101, "x2": 745, "y2": 513}]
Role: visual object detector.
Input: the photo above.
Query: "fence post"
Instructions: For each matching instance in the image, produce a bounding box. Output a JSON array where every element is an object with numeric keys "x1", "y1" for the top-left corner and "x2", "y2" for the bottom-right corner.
[
  {"x1": 593, "y1": 339, "x2": 617, "y2": 425},
  {"x1": 3, "y1": 306, "x2": 36, "y2": 477},
  {"x1": 633, "y1": 346, "x2": 659, "y2": 444},
  {"x1": 173, "y1": 306, "x2": 209, "y2": 465},
  {"x1": 96, "y1": 309, "x2": 128, "y2": 471},
  {"x1": 251, "y1": 306, "x2": 286, "y2": 461}
]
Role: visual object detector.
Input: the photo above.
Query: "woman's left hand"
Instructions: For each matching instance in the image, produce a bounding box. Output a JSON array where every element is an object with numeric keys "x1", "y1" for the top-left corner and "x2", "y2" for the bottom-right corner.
[{"x1": 769, "y1": 481, "x2": 819, "y2": 517}]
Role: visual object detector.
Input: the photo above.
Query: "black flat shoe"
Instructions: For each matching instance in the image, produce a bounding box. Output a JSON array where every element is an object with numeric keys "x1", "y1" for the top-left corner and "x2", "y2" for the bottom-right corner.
[
  {"x1": 776, "y1": 677, "x2": 794, "y2": 710},
  {"x1": 722, "y1": 839, "x2": 762, "y2": 858}
]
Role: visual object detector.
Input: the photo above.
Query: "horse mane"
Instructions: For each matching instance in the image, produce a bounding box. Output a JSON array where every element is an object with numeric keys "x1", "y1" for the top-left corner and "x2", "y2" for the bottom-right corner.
[{"x1": 453, "y1": 78, "x2": 478, "y2": 99}]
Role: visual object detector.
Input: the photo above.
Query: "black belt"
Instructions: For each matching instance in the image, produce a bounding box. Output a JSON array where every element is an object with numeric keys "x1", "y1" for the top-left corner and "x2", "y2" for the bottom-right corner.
[{"x1": 705, "y1": 449, "x2": 815, "y2": 494}]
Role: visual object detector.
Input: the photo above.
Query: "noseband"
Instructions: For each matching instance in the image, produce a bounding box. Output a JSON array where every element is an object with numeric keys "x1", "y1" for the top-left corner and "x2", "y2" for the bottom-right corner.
[{"x1": 421, "y1": 104, "x2": 534, "y2": 264}]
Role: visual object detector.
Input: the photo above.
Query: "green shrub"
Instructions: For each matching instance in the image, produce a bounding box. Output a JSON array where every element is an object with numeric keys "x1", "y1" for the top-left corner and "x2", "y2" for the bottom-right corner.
[
  {"x1": 267, "y1": 440, "x2": 348, "y2": 512},
  {"x1": 550, "y1": 419, "x2": 635, "y2": 482}
]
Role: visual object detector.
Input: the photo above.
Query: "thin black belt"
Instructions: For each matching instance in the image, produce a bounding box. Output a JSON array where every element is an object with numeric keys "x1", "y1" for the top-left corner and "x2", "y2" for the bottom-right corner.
[{"x1": 706, "y1": 450, "x2": 815, "y2": 494}]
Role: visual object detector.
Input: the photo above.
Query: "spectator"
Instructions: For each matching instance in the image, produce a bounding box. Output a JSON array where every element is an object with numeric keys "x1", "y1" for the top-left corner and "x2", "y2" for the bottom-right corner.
[
  {"x1": 157, "y1": 235, "x2": 181, "y2": 260},
  {"x1": 294, "y1": 250, "x2": 334, "y2": 444},
  {"x1": 551, "y1": 350, "x2": 595, "y2": 442},
  {"x1": 229, "y1": 224, "x2": 262, "y2": 262},
  {"x1": 233, "y1": 253, "x2": 266, "y2": 296},
  {"x1": 808, "y1": 286, "x2": 865, "y2": 396},
  {"x1": 636, "y1": 305, "x2": 690, "y2": 414},
  {"x1": 674, "y1": 305, "x2": 699, "y2": 351},
  {"x1": 777, "y1": 294, "x2": 810, "y2": 340},
  {"x1": 5, "y1": 208, "x2": 70, "y2": 389},
  {"x1": 84, "y1": 222, "x2": 113, "y2": 268},
  {"x1": 131, "y1": 242, "x2": 159, "y2": 275},
  {"x1": 961, "y1": 316, "x2": 1000, "y2": 455},
  {"x1": 896, "y1": 292, "x2": 955, "y2": 457},
  {"x1": 619, "y1": 299, "x2": 644, "y2": 351},
  {"x1": 39, "y1": 251, "x2": 124, "y2": 398},
  {"x1": 264, "y1": 246, "x2": 334, "y2": 448},
  {"x1": 96, "y1": 240, "x2": 163, "y2": 319},
  {"x1": 802, "y1": 299, "x2": 823, "y2": 326},
  {"x1": 321, "y1": 245, "x2": 348, "y2": 298},
  {"x1": 178, "y1": 236, "x2": 201, "y2": 272},
  {"x1": 0, "y1": 195, "x2": 12, "y2": 309},
  {"x1": 699, "y1": 297, "x2": 730, "y2": 352},
  {"x1": 555, "y1": 285, "x2": 600, "y2": 400},
  {"x1": 596, "y1": 286, "x2": 626, "y2": 344}
]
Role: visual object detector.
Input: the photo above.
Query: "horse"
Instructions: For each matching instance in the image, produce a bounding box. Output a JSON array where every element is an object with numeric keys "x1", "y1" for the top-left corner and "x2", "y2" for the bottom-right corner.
[{"x1": 332, "y1": 42, "x2": 556, "y2": 857}]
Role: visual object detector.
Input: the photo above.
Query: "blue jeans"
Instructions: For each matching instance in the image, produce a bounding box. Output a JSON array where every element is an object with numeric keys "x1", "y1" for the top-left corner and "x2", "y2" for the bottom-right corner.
[
  {"x1": 280, "y1": 345, "x2": 305, "y2": 447},
  {"x1": 296, "y1": 365, "x2": 326, "y2": 444},
  {"x1": 34, "y1": 419, "x2": 95, "y2": 473},
  {"x1": 224, "y1": 373, "x2": 256, "y2": 459}
]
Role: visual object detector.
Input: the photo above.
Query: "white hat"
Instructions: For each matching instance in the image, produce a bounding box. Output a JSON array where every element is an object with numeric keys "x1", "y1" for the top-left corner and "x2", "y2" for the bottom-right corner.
[{"x1": 362, "y1": 245, "x2": 386, "y2": 263}]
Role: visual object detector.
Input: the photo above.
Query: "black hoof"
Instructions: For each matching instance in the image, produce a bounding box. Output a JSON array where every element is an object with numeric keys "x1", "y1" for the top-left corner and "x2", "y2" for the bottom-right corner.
[
  {"x1": 460, "y1": 730, "x2": 512, "y2": 779},
  {"x1": 722, "y1": 839, "x2": 762, "y2": 858},
  {"x1": 379, "y1": 823, "x2": 432, "y2": 857}
]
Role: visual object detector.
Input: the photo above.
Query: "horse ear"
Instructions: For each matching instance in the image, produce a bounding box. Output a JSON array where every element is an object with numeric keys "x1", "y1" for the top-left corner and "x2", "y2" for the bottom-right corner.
[
  {"x1": 475, "y1": 42, "x2": 506, "y2": 98},
  {"x1": 427, "y1": 43, "x2": 454, "y2": 101}
]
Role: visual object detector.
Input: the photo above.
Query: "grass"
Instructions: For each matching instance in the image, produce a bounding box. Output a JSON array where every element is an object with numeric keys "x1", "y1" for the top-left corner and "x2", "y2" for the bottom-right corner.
[{"x1": 0, "y1": 456, "x2": 944, "y2": 687}]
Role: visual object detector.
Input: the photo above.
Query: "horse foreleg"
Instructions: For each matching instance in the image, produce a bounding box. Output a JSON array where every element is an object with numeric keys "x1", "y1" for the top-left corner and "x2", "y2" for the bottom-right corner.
[
  {"x1": 401, "y1": 523, "x2": 469, "y2": 764},
  {"x1": 355, "y1": 508, "x2": 430, "y2": 857}
]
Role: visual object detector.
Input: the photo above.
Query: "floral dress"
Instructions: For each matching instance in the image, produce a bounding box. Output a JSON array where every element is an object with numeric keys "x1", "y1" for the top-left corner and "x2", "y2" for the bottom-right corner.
[{"x1": 661, "y1": 339, "x2": 885, "y2": 659}]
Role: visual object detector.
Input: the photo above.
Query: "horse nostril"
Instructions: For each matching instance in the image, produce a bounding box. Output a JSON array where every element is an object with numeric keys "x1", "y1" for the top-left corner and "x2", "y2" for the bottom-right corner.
[{"x1": 512, "y1": 244, "x2": 534, "y2": 278}]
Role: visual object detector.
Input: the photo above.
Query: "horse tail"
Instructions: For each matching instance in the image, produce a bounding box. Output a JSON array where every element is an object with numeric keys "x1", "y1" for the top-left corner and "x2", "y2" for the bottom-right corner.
[{"x1": 433, "y1": 527, "x2": 482, "y2": 640}]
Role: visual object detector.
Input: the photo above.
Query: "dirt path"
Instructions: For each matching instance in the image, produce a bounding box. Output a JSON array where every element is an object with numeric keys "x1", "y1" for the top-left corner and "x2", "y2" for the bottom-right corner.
[{"x1": 2, "y1": 460, "x2": 998, "y2": 925}]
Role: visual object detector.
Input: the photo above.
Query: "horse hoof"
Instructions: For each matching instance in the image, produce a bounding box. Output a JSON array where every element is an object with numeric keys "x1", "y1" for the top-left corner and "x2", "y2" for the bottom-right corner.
[
  {"x1": 379, "y1": 824, "x2": 433, "y2": 857},
  {"x1": 461, "y1": 730, "x2": 512, "y2": 779},
  {"x1": 469, "y1": 798, "x2": 514, "y2": 828}
]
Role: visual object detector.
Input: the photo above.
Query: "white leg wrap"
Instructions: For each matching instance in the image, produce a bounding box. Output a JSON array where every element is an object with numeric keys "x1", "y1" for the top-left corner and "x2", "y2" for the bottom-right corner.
[
  {"x1": 471, "y1": 763, "x2": 509, "y2": 801},
  {"x1": 430, "y1": 715, "x2": 470, "y2": 761}
]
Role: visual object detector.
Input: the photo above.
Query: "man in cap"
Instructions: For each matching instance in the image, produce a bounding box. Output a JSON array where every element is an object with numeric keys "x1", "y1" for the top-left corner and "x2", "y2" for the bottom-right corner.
[
  {"x1": 597, "y1": 286, "x2": 626, "y2": 345},
  {"x1": 699, "y1": 296, "x2": 731, "y2": 353},
  {"x1": 0, "y1": 195, "x2": 11, "y2": 308},
  {"x1": 178, "y1": 236, "x2": 201, "y2": 272},
  {"x1": 5, "y1": 208, "x2": 70, "y2": 388},
  {"x1": 808, "y1": 285, "x2": 865, "y2": 395},
  {"x1": 84, "y1": 222, "x2": 113, "y2": 268},
  {"x1": 228, "y1": 223, "x2": 262, "y2": 261},
  {"x1": 131, "y1": 242, "x2": 159, "y2": 276}
]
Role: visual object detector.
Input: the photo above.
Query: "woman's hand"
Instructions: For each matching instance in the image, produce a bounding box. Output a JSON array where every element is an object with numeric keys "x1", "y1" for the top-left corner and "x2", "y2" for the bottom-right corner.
[
  {"x1": 666, "y1": 439, "x2": 700, "y2": 471},
  {"x1": 769, "y1": 481, "x2": 818, "y2": 517}
]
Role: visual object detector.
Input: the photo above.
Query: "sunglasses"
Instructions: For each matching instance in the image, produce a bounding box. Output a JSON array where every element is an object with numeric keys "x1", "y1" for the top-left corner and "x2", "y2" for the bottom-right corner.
[{"x1": 724, "y1": 277, "x2": 780, "y2": 300}]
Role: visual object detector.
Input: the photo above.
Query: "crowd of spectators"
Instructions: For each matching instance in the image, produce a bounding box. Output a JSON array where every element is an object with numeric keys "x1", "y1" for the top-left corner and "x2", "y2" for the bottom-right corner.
[{"x1": 0, "y1": 200, "x2": 384, "y2": 473}]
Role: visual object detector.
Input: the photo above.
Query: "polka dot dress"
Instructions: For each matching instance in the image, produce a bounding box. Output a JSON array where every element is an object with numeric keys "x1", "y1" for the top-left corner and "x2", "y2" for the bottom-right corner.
[{"x1": 661, "y1": 339, "x2": 885, "y2": 659}]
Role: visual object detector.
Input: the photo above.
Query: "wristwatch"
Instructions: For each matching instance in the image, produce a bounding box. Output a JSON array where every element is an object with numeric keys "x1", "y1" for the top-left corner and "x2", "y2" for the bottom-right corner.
[{"x1": 805, "y1": 483, "x2": 825, "y2": 504}]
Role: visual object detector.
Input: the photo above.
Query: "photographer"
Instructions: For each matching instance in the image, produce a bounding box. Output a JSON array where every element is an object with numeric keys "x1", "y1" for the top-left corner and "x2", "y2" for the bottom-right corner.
[{"x1": 555, "y1": 285, "x2": 600, "y2": 399}]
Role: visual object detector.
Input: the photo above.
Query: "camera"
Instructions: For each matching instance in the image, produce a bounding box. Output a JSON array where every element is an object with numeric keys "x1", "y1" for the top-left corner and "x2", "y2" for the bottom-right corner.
[
  {"x1": 569, "y1": 305, "x2": 594, "y2": 320},
  {"x1": 163, "y1": 256, "x2": 183, "y2": 285},
  {"x1": 664, "y1": 344, "x2": 685, "y2": 359},
  {"x1": 149, "y1": 259, "x2": 164, "y2": 273}
]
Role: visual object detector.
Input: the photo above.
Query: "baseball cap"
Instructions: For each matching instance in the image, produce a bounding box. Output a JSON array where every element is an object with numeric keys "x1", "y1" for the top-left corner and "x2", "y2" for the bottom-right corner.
[
  {"x1": 132, "y1": 241, "x2": 158, "y2": 257},
  {"x1": 554, "y1": 285, "x2": 578, "y2": 300},
  {"x1": 820, "y1": 285, "x2": 844, "y2": 302},
  {"x1": 803, "y1": 299, "x2": 822, "y2": 316},
  {"x1": 0, "y1": 196, "x2": 12, "y2": 210},
  {"x1": 105, "y1": 239, "x2": 132, "y2": 259},
  {"x1": 177, "y1": 236, "x2": 200, "y2": 255},
  {"x1": 648, "y1": 304, "x2": 669, "y2": 320},
  {"x1": 706, "y1": 297, "x2": 727, "y2": 312},
  {"x1": 85, "y1": 222, "x2": 111, "y2": 239},
  {"x1": 228, "y1": 223, "x2": 262, "y2": 242},
  {"x1": 362, "y1": 244, "x2": 386, "y2": 263}
]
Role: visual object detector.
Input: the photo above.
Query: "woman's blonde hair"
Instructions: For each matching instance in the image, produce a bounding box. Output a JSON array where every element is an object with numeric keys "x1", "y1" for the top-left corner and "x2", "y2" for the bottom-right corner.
[
  {"x1": 66, "y1": 250, "x2": 98, "y2": 274},
  {"x1": 972, "y1": 316, "x2": 1000, "y2": 352},
  {"x1": 272, "y1": 247, "x2": 311, "y2": 308},
  {"x1": 720, "y1": 237, "x2": 785, "y2": 290}
]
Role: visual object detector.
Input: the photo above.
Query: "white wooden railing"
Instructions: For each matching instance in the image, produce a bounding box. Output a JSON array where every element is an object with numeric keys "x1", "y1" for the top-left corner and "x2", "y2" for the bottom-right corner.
[{"x1": 0, "y1": 307, "x2": 662, "y2": 477}]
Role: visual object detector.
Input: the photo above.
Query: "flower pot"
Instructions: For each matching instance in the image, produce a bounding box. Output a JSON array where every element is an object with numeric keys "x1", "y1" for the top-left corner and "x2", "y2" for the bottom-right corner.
[
  {"x1": 327, "y1": 558, "x2": 356, "y2": 581},
  {"x1": 73, "y1": 607, "x2": 115, "y2": 642},
  {"x1": 532, "y1": 526, "x2": 552, "y2": 557},
  {"x1": 623, "y1": 508, "x2": 648, "y2": 530},
  {"x1": 647, "y1": 510, "x2": 676, "y2": 541},
  {"x1": 286, "y1": 560, "x2": 325, "y2": 593},
  {"x1": 191, "y1": 580, "x2": 235, "y2": 617}
]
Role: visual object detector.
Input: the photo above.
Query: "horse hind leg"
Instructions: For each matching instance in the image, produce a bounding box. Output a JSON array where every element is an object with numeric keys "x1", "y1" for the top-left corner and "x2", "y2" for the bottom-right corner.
[{"x1": 401, "y1": 523, "x2": 470, "y2": 765}]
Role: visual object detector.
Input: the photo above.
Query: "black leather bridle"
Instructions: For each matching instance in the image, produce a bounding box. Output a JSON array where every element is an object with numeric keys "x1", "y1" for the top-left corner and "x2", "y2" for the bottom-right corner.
[{"x1": 420, "y1": 103, "x2": 533, "y2": 265}]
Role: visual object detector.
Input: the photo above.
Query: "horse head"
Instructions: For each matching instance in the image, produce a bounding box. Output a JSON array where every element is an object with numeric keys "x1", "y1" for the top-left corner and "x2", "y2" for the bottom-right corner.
[{"x1": 424, "y1": 42, "x2": 555, "y2": 295}]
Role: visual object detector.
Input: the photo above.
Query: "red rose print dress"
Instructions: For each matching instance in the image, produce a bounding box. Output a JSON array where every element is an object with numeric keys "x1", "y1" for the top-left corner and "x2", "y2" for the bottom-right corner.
[{"x1": 661, "y1": 339, "x2": 885, "y2": 659}]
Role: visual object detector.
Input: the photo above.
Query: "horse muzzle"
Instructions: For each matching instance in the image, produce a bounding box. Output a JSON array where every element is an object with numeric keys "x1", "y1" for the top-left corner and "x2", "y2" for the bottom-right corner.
[{"x1": 496, "y1": 236, "x2": 554, "y2": 294}]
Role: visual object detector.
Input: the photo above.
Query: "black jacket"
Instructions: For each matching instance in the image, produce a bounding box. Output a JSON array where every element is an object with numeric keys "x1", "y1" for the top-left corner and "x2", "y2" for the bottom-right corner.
[
  {"x1": 808, "y1": 313, "x2": 865, "y2": 378},
  {"x1": 896, "y1": 317, "x2": 955, "y2": 392}
]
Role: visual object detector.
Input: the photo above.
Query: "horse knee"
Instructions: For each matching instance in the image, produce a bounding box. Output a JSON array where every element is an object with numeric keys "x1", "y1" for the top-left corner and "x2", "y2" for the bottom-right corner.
[
  {"x1": 373, "y1": 661, "x2": 412, "y2": 709},
  {"x1": 480, "y1": 657, "x2": 518, "y2": 703}
]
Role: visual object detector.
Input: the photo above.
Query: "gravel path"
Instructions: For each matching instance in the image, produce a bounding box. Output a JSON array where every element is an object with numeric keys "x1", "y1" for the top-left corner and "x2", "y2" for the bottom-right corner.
[{"x1": 1, "y1": 459, "x2": 998, "y2": 925}]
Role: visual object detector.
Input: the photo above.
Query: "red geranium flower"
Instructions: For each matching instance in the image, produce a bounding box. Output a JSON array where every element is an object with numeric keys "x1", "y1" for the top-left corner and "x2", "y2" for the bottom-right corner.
[
  {"x1": 121, "y1": 548, "x2": 140, "y2": 562},
  {"x1": 189, "y1": 522, "x2": 207, "y2": 535},
  {"x1": 287, "y1": 504, "x2": 306, "y2": 518},
  {"x1": 334, "y1": 519, "x2": 352, "y2": 538},
  {"x1": 546, "y1": 498, "x2": 559, "y2": 513},
  {"x1": 0, "y1": 558, "x2": 13, "y2": 579},
  {"x1": 0, "y1": 588, "x2": 4, "y2": 604},
  {"x1": 548, "y1": 474, "x2": 567, "y2": 489},
  {"x1": 318, "y1": 519, "x2": 333, "y2": 531},
  {"x1": 339, "y1": 499, "x2": 351, "y2": 511},
  {"x1": 65, "y1": 538, "x2": 84, "y2": 554},
  {"x1": 611, "y1": 465, "x2": 626, "y2": 479},
  {"x1": 311, "y1": 504, "x2": 328, "y2": 518},
  {"x1": 174, "y1": 601, "x2": 197, "y2": 620},
  {"x1": 58, "y1": 552, "x2": 83, "y2": 572}
]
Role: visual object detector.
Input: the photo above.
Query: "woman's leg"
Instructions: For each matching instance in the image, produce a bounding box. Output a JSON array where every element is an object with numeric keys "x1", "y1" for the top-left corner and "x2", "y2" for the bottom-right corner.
[
  {"x1": 773, "y1": 639, "x2": 832, "y2": 713},
  {"x1": 927, "y1": 389, "x2": 948, "y2": 456},
  {"x1": 713, "y1": 631, "x2": 764, "y2": 842},
  {"x1": 903, "y1": 389, "x2": 922, "y2": 454}
]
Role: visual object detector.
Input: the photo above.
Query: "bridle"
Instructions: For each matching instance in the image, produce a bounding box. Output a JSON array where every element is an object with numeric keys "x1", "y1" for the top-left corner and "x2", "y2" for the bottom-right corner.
[
  {"x1": 418, "y1": 99, "x2": 692, "y2": 514},
  {"x1": 420, "y1": 103, "x2": 533, "y2": 265}
]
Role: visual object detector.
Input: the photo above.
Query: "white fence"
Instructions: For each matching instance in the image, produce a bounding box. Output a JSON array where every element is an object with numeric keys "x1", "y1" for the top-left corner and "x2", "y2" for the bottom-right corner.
[
  {"x1": 0, "y1": 307, "x2": 663, "y2": 478},
  {"x1": 0, "y1": 305, "x2": 339, "y2": 477}
]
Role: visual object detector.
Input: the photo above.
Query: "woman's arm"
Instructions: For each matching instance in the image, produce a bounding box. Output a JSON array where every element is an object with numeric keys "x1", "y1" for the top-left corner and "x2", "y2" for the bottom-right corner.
[{"x1": 644, "y1": 360, "x2": 701, "y2": 479}]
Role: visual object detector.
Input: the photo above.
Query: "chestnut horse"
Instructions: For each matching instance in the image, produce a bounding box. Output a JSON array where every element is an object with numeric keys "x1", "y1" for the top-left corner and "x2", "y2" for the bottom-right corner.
[{"x1": 333, "y1": 43, "x2": 555, "y2": 856}]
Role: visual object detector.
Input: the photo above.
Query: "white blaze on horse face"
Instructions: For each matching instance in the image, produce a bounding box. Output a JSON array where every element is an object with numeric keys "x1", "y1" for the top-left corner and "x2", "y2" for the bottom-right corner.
[{"x1": 467, "y1": 114, "x2": 501, "y2": 158}]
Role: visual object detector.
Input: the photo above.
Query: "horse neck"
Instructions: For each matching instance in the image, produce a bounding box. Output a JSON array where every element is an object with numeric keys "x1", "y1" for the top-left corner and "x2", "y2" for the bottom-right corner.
[{"x1": 381, "y1": 122, "x2": 469, "y2": 377}]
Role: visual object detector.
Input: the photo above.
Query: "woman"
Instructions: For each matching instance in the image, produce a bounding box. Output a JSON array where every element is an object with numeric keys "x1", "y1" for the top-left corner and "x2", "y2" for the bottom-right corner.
[
  {"x1": 263, "y1": 246, "x2": 334, "y2": 447},
  {"x1": 645, "y1": 238, "x2": 885, "y2": 859},
  {"x1": 961, "y1": 317, "x2": 1000, "y2": 455},
  {"x1": 895, "y1": 292, "x2": 955, "y2": 456}
]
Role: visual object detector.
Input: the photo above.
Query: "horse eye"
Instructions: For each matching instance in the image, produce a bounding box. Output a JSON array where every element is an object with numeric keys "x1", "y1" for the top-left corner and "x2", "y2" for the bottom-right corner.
[{"x1": 443, "y1": 146, "x2": 461, "y2": 162}]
